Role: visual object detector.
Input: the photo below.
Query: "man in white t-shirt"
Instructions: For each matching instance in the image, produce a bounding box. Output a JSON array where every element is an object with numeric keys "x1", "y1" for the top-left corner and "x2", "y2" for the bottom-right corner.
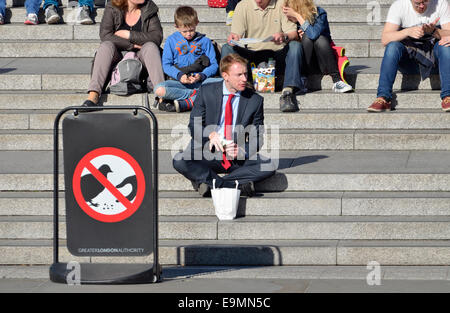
[{"x1": 367, "y1": 0, "x2": 450, "y2": 112}]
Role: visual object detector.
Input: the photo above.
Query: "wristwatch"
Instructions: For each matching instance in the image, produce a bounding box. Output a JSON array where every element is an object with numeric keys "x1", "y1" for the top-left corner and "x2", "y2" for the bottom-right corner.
[{"x1": 283, "y1": 34, "x2": 289, "y2": 43}]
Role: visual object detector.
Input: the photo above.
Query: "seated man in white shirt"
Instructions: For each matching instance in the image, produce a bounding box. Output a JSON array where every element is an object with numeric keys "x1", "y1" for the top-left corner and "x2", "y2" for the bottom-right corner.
[{"x1": 367, "y1": 0, "x2": 450, "y2": 112}]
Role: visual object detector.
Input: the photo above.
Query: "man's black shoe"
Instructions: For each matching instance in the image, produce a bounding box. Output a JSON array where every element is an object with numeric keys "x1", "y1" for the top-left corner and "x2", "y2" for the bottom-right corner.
[
  {"x1": 191, "y1": 180, "x2": 199, "y2": 191},
  {"x1": 279, "y1": 91, "x2": 299, "y2": 112},
  {"x1": 198, "y1": 183, "x2": 211, "y2": 197},
  {"x1": 240, "y1": 181, "x2": 255, "y2": 197}
]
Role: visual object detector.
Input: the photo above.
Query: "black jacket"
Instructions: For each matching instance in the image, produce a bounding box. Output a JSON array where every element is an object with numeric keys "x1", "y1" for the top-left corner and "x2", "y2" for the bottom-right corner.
[
  {"x1": 99, "y1": 0, "x2": 163, "y2": 50},
  {"x1": 188, "y1": 81, "x2": 265, "y2": 160}
]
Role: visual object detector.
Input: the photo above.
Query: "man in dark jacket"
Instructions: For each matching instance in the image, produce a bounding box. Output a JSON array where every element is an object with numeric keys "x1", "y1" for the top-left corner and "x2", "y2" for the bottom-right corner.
[{"x1": 173, "y1": 54, "x2": 276, "y2": 197}]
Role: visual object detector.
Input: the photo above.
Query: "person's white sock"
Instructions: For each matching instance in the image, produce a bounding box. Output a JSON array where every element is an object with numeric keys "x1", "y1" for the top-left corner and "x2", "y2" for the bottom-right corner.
[{"x1": 282, "y1": 87, "x2": 293, "y2": 94}]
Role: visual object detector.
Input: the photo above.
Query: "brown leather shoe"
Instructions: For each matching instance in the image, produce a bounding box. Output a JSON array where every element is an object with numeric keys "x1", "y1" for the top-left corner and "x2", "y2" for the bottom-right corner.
[
  {"x1": 367, "y1": 97, "x2": 391, "y2": 112},
  {"x1": 442, "y1": 96, "x2": 450, "y2": 112}
]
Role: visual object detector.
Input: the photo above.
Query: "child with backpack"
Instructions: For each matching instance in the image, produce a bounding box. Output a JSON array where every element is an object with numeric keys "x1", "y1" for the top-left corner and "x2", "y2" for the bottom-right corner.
[{"x1": 154, "y1": 6, "x2": 220, "y2": 112}]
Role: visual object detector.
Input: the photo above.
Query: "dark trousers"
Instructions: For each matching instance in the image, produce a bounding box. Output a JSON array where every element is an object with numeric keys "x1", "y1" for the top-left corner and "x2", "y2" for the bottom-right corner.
[
  {"x1": 226, "y1": 0, "x2": 241, "y2": 12},
  {"x1": 301, "y1": 35, "x2": 340, "y2": 82},
  {"x1": 173, "y1": 146, "x2": 276, "y2": 189}
]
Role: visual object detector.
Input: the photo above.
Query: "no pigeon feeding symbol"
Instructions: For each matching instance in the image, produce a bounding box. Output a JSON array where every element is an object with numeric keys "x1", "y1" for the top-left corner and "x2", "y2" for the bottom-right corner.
[{"x1": 72, "y1": 147, "x2": 146, "y2": 223}]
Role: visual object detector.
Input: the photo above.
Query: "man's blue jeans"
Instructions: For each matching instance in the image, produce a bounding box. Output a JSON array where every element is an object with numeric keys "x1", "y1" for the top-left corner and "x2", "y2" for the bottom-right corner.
[
  {"x1": 377, "y1": 41, "x2": 450, "y2": 100},
  {"x1": 0, "y1": 0, "x2": 41, "y2": 16},
  {"x1": 221, "y1": 41, "x2": 304, "y2": 90},
  {"x1": 44, "y1": 0, "x2": 94, "y2": 11}
]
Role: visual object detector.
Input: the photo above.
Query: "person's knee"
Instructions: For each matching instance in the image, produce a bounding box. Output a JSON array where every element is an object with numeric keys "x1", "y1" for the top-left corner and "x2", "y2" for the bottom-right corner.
[
  {"x1": 313, "y1": 35, "x2": 331, "y2": 50},
  {"x1": 384, "y1": 41, "x2": 405, "y2": 59},
  {"x1": 172, "y1": 155, "x2": 189, "y2": 174},
  {"x1": 287, "y1": 41, "x2": 303, "y2": 57},
  {"x1": 435, "y1": 43, "x2": 450, "y2": 59},
  {"x1": 221, "y1": 43, "x2": 235, "y2": 58},
  {"x1": 97, "y1": 41, "x2": 116, "y2": 55},
  {"x1": 141, "y1": 41, "x2": 159, "y2": 52},
  {"x1": 155, "y1": 85, "x2": 166, "y2": 98}
]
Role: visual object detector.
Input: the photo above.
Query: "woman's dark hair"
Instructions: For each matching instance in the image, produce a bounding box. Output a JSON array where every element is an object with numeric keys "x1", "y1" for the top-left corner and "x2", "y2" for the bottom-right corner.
[{"x1": 112, "y1": 0, "x2": 129, "y2": 11}]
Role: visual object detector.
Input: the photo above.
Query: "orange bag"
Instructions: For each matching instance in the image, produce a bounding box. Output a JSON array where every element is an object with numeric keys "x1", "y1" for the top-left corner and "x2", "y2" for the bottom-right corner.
[{"x1": 330, "y1": 41, "x2": 350, "y2": 84}]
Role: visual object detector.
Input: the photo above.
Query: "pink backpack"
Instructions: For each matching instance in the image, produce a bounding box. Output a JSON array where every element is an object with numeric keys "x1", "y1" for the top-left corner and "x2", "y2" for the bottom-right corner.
[{"x1": 110, "y1": 51, "x2": 144, "y2": 96}]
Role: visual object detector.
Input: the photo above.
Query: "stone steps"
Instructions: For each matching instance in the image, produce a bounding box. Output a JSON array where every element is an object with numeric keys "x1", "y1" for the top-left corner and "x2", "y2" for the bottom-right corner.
[
  {"x1": 1, "y1": 72, "x2": 441, "y2": 91},
  {"x1": 2, "y1": 215, "x2": 450, "y2": 241},
  {"x1": 2, "y1": 172, "x2": 450, "y2": 192},
  {"x1": 1, "y1": 239, "x2": 449, "y2": 266},
  {"x1": 1, "y1": 150, "x2": 450, "y2": 191},
  {"x1": 0, "y1": 23, "x2": 386, "y2": 40},
  {"x1": 0, "y1": 90, "x2": 443, "y2": 110},
  {"x1": 0, "y1": 58, "x2": 442, "y2": 91},
  {"x1": 4, "y1": 5, "x2": 391, "y2": 23},
  {"x1": 3, "y1": 191, "x2": 450, "y2": 217},
  {"x1": 1, "y1": 0, "x2": 449, "y2": 269},
  {"x1": 0, "y1": 39, "x2": 386, "y2": 58},
  {"x1": 1, "y1": 109, "x2": 450, "y2": 150},
  {"x1": 3, "y1": 109, "x2": 446, "y2": 131},
  {"x1": 3, "y1": 128, "x2": 450, "y2": 151},
  {"x1": 4, "y1": 0, "x2": 397, "y2": 6}
]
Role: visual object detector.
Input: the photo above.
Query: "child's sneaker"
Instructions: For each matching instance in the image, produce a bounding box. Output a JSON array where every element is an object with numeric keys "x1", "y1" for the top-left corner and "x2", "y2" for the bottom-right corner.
[
  {"x1": 174, "y1": 90, "x2": 196, "y2": 113},
  {"x1": 0, "y1": 14, "x2": 5, "y2": 25},
  {"x1": 226, "y1": 11, "x2": 234, "y2": 26},
  {"x1": 158, "y1": 99, "x2": 176, "y2": 112},
  {"x1": 24, "y1": 13, "x2": 39, "y2": 25}
]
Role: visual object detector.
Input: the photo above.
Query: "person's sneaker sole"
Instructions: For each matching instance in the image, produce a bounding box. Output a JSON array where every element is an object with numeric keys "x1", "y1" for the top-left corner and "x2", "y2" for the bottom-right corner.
[
  {"x1": 24, "y1": 20, "x2": 38, "y2": 25},
  {"x1": 367, "y1": 107, "x2": 391, "y2": 113},
  {"x1": 280, "y1": 103, "x2": 299, "y2": 112},
  {"x1": 78, "y1": 18, "x2": 94, "y2": 25},
  {"x1": 333, "y1": 85, "x2": 353, "y2": 93},
  {"x1": 174, "y1": 100, "x2": 181, "y2": 113},
  {"x1": 46, "y1": 15, "x2": 60, "y2": 24}
]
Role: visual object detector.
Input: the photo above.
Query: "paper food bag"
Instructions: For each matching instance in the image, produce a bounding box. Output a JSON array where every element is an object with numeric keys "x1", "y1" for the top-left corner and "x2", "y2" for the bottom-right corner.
[{"x1": 211, "y1": 179, "x2": 241, "y2": 220}]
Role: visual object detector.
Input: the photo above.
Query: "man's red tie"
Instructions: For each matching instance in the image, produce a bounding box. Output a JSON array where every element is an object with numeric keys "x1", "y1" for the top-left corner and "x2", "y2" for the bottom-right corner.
[{"x1": 222, "y1": 94, "x2": 235, "y2": 170}]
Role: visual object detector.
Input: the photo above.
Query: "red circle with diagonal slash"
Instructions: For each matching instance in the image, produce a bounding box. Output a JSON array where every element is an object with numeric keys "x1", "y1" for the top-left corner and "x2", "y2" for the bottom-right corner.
[{"x1": 72, "y1": 147, "x2": 146, "y2": 223}]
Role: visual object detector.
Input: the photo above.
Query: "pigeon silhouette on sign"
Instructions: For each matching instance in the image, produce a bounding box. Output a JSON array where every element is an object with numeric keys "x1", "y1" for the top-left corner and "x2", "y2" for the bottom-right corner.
[
  {"x1": 115, "y1": 175, "x2": 138, "y2": 202},
  {"x1": 80, "y1": 164, "x2": 113, "y2": 207}
]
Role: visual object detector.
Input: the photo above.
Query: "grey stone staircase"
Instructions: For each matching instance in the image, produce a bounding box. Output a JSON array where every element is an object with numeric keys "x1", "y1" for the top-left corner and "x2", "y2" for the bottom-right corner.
[{"x1": 0, "y1": 0, "x2": 449, "y2": 274}]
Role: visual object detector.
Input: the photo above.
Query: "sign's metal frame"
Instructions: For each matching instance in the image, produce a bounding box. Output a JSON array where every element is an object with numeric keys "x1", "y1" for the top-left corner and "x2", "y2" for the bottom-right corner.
[{"x1": 50, "y1": 96, "x2": 161, "y2": 284}]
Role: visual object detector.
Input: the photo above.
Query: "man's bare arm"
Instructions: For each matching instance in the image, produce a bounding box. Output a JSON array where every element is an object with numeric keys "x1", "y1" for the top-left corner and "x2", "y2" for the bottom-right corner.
[{"x1": 381, "y1": 22, "x2": 423, "y2": 46}]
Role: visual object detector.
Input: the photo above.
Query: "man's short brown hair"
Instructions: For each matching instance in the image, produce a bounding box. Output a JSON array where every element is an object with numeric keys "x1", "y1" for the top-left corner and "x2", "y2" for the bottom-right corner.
[
  {"x1": 220, "y1": 53, "x2": 248, "y2": 74},
  {"x1": 174, "y1": 6, "x2": 199, "y2": 28}
]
